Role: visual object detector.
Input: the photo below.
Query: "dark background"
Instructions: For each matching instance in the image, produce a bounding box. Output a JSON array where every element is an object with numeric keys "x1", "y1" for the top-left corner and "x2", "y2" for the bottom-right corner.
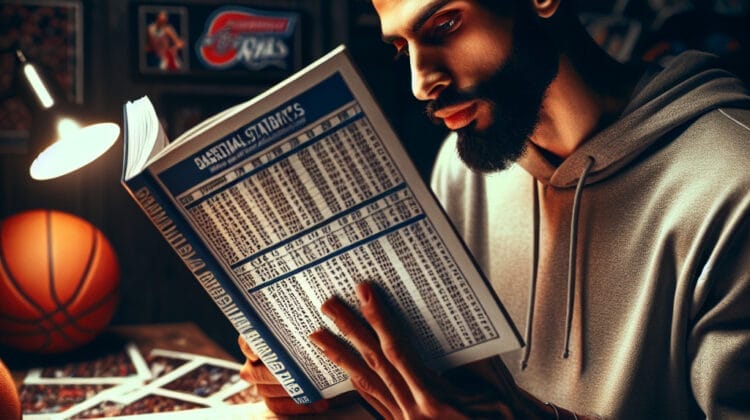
[{"x1": 1, "y1": 0, "x2": 748, "y2": 360}]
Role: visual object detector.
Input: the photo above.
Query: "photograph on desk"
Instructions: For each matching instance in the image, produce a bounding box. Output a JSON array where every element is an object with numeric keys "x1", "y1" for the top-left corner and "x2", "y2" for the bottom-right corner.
[
  {"x1": 23, "y1": 343, "x2": 150, "y2": 385},
  {"x1": 19, "y1": 384, "x2": 117, "y2": 417},
  {"x1": 18, "y1": 346, "x2": 264, "y2": 419},
  {"x1": 140, "y1": 348, "x2": 254, "y2": 401},
  {"x1": 18, "y1": 343, "x2": 148, "y2": 417},
  {"x1": 143, "y1": 351, "x2": 190, "y2": 380}
]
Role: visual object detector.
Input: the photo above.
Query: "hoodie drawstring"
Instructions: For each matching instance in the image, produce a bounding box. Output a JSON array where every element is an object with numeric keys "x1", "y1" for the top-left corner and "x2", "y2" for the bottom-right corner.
[
  {"x1": 521, "y1": 178, "x2": 540, "y2": 370},
  {"x1": 563, "y1": 156, "x2": 595, "y2": 358},
  {"x1": 522, "y1": 156, "x2": 595, "y2": 369}
]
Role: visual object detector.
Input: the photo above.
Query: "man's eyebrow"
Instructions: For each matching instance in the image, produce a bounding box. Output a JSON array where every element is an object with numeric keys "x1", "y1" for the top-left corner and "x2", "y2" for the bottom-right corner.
[{"x1": 381, "y1": 0, "x2": 453, "y2": 44}]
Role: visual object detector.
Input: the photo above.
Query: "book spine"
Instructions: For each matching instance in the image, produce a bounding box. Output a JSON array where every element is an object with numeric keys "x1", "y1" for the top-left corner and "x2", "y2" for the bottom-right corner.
[{"x1": 122, "y1": 172, "x2": 322, "y2": 404}]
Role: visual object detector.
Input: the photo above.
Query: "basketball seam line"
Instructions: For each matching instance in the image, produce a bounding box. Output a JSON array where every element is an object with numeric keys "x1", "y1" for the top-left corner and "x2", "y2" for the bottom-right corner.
[
  {"x1": 0, "y1": 290, "x2": 118, "y2": 337},
  {"x1": 62, "y1": 227, "x2": 98, "y2": 309},
  {"x1": 42, "y1": 210, "x2": 78, "y2": 350},
  {"x1": 66, "y1": 287, "x2": 118, "y2": 324},
  {"x1": 54, "y1": 224, "x2": 103, "y2": 335}
]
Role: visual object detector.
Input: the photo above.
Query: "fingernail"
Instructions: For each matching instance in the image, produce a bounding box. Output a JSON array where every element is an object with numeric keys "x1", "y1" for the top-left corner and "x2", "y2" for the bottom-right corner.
[
  {"x1": 356, "y1": 282, "x2": 371, "y2": 303},
  {"x1": 320, "y1": 297, "x2": 341, "y2": 319},
  {"x1": 309, "y1": 329, "x2": 325, "y2": 349}
]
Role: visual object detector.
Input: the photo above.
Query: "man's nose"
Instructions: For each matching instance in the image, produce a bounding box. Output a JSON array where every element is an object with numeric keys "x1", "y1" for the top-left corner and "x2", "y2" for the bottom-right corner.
[{"x1": 409, "y1": 46, "x2": 449, "y2": 101}]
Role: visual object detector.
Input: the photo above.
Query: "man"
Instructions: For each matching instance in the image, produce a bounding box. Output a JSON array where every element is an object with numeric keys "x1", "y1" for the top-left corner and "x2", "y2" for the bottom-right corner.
[{"x1": 240, "y1": 0, "x2": 750, "y2": 418}]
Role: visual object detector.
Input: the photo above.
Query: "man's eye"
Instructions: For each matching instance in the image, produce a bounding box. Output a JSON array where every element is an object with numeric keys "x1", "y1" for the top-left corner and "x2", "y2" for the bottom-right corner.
[{"x1": 432, "y1": 12, "x2": 461, "y2": 36}]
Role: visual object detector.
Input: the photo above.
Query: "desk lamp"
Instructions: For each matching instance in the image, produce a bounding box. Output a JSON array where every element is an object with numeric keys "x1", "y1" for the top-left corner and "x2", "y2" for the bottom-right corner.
[{"x1": 13, "y1": 50, "x2": 120, "y2": 180}]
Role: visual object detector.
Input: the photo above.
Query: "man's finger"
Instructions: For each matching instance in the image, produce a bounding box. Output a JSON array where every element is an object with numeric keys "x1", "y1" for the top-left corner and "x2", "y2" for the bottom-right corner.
[
  {"x1": 356, "y1": 282, "x2": 437, "y2": 404},
  {"x1": 309, "y1": 327, "x2": 400, "y2": 418},
  {"x1": 240, "y1": 360, "x2": 281, "y2": 384},
  {"x1": 320, "y1": 295, "x2": 416, "y2": 413},
  {"x1": 357, "y1": 392, "x2": 396, "y2": 420},
  {"x1": 256, "y1": 383, "x2": 293, "y2": 398}
]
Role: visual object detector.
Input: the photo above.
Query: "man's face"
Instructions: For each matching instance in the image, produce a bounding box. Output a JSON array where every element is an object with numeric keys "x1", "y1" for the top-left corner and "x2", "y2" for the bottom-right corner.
[{"x1": 374, "y1": 0, "x2": 559, "y2": 172}]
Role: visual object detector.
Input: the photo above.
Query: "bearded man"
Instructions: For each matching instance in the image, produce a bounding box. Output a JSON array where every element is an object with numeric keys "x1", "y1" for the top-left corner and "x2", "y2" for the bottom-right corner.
[{"x1": 240, "y1": 1, "x2": 750, "y2": 418}]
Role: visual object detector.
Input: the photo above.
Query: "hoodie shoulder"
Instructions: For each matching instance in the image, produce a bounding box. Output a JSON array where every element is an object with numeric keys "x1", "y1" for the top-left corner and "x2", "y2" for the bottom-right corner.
[
  {"x1": 664, "y1": 105, "x2": 750, "y2": 196},
  {"x1": 690, "y1": 106, "x2": 750, "y2": 163},
  {"x1": 525, "y1": 51, "x2": 750, "y2": 188}
]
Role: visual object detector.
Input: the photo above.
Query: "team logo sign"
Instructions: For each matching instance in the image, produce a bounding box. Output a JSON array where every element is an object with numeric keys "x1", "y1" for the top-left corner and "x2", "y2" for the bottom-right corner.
[{"x1": 197, "y1": 7, "x2": 298, "y2": 71}]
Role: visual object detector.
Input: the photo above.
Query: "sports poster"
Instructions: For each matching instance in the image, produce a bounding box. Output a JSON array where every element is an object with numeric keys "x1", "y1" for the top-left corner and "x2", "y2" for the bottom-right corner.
[{"x1": 133, "y1": 3, "x2": 302, "y2": 82}]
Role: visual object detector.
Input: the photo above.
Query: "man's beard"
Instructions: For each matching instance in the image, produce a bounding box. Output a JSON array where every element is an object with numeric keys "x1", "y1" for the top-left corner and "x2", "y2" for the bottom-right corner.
[{"x1": 426, "y1": 8, "x2": 559, "y2": 173}]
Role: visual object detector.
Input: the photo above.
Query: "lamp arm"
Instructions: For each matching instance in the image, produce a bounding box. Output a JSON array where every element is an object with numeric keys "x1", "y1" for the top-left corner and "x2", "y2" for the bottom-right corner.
[{"x1": 0, "y1": 45, "x2": 21, "y2": 102}]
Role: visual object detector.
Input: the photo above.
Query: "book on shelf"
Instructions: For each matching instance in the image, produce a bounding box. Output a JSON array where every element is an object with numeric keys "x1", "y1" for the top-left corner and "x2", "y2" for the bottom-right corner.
[{"x1": 121, "y1": 45, "x2": 523, "y2": 405}]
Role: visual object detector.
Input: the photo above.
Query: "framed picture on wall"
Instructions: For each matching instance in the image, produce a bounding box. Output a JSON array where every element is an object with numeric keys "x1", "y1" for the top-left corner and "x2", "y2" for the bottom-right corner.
[
  {"x1": 137, "y1": 5, "x2": 190, "y2": 74},
  {"x1": 130, "y1": 2, "x2": 303, "y2": 83},
  {"x1": 0, "y1": 0, "x2": 83, "y2": 153}
]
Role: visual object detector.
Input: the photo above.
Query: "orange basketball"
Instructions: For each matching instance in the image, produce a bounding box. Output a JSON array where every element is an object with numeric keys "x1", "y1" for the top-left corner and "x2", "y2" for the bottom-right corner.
[{"x1": 0, "y1": 210, "x2": 119, "y2": 354}]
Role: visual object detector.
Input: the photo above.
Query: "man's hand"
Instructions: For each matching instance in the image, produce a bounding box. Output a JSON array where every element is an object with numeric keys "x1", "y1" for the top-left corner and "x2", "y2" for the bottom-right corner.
[
  {"x1": 238, "y1": 335, "x2": 330, "y2": 415},
  {"x1": 309, "y1": 282, "x2": 555, "y2": 419}
]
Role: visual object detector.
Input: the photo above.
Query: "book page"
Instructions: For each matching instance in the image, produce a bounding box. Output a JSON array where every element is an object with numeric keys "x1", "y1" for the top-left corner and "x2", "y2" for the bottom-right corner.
[
  {"x1": 123, "y1": 97, "x2": 169, "y2": 180},
  {"x1": 146, "y1": 47, "x2": 521, "y2": 398}
]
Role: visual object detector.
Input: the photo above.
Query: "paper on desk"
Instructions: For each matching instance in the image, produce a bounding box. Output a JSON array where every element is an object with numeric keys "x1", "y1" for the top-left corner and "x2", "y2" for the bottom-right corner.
[{"x1": 19, "y1": 344, "x2": 264, "y2": 419}]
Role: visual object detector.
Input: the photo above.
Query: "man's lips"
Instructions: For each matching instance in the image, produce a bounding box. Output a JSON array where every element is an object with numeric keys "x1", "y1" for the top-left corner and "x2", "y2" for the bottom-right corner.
[{"x1": 433, "y1": 101, "x2": 478, "y2": 131}]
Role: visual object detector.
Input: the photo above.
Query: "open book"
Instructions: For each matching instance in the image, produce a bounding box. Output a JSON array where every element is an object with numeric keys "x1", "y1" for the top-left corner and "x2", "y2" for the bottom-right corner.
[{"x1": 122, "y1": 45, "x2": 522, "y2": 405}]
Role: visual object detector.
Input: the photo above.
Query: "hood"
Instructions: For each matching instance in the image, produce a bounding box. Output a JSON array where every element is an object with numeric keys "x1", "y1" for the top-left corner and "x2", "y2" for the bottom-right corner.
[
  {"x1": 516, "y1": 51, "x2": 750, "y2": 369},
  {"x1": 518, "y1": 51, "x2": 750, "y2": 188}
]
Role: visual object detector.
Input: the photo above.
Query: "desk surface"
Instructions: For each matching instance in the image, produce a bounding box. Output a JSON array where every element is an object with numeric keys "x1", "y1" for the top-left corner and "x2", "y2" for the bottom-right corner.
[
  {"x1": 5, "y1": 322, "x2": 374, "y2": 419},
  {"x1": 9, "y1": 322, "x2": 233, "y2": 389}
]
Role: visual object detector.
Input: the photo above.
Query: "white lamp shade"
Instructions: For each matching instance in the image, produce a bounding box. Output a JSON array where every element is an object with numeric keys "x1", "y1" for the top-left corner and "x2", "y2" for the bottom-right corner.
[{"x1": 30, "y1": 119, "x2": 120, "y2": 180}]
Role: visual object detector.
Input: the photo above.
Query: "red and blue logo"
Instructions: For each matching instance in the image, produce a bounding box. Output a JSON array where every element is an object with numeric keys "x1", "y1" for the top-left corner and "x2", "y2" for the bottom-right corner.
[{"x1": 197, "y1": 7, "x2": 298, "y2": 71}]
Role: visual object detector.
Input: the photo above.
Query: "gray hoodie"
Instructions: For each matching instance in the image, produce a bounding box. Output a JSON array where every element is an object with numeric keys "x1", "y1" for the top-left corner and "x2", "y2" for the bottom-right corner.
[{"x1": 431, "y1": 51, "x2": 750, "y2": 418}]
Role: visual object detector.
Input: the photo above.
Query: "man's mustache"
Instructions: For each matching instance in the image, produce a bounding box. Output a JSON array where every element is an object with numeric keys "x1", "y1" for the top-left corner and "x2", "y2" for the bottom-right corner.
[{"x1": 425, "y1": 85, "x2": 486, "y2": 125}]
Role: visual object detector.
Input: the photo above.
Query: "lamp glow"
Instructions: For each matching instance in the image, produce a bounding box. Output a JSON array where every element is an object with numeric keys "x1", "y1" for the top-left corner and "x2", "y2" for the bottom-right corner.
[{"x1": 29, "y1": 121, "x2": 120, "y2": 180}]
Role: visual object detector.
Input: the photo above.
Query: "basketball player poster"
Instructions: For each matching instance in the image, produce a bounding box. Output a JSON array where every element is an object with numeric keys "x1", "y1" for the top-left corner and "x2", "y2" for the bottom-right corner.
[{"x1": 138, "y1": 5, "x2": 189, "y2": 74}]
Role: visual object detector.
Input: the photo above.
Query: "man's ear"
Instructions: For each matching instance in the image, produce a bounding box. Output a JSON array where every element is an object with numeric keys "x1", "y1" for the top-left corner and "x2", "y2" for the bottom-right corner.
[{"x1": 531, "y1": 0, "x2": 561, "y2": 19}]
